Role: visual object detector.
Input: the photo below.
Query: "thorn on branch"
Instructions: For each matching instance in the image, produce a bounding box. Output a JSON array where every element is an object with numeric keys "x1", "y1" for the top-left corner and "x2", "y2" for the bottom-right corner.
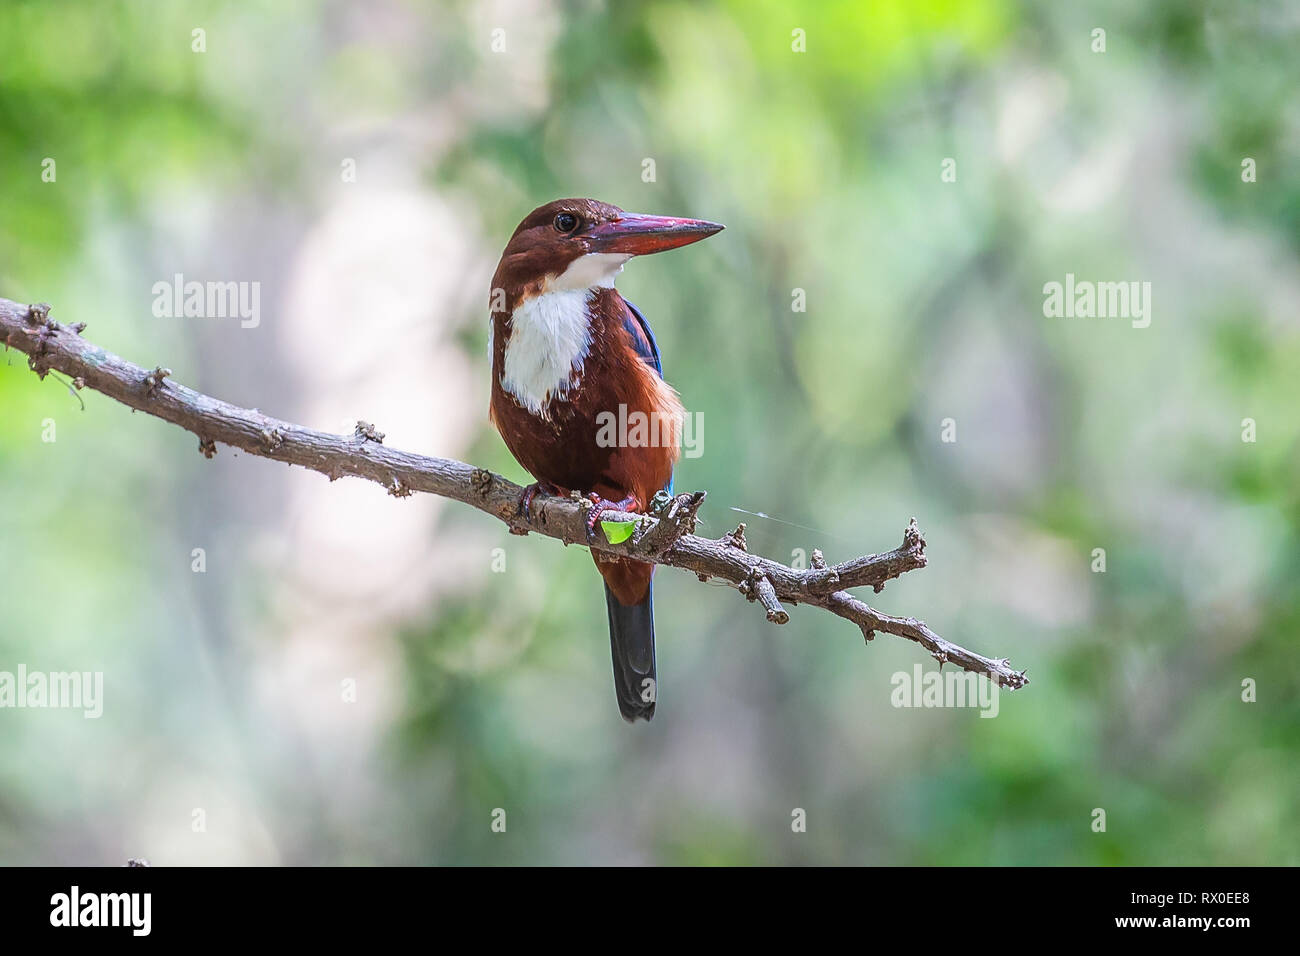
[
  {"x1": 25, "y1": 303, "x2": 50, "y2": 326},
  {"x1": 354, "y1": 420, "x2": 384, "y2": 443},
  {"x1": 21, "y1": 313, "x2": 59, "y2": 378},
  {"x1": 470, "y1": 468, "x2": 493, "y2": 496},
  {"x1": 723, "y1": 523, "x2": 748, "y2": 552},
  {"x1": 676, "y1": 490, "x2": 707, "y2": 528},
  {"x1": 143, "y1": 366, "x2": 171, "y2": 397}
]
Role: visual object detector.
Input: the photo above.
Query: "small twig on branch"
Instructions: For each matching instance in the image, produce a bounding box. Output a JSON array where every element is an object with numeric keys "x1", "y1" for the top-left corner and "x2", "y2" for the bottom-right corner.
[
  {"x1": 741, "y1": 572, "x2": 790, "y2": 625},
  {"x1": 0, "y1": 297, "x2": 1028, "y2": 689}
]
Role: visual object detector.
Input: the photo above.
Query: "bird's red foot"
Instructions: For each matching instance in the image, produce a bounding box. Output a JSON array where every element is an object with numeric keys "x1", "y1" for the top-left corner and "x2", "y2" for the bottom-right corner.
[
  {"x1": 586, "y1": 493, "x2": 639, "y2": 542},
  {"x1": 518, "y1": 480, "x2": 563, "y2": 521}
]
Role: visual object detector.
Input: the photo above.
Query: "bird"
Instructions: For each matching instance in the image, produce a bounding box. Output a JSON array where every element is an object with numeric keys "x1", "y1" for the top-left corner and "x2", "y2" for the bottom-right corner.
[{"x1": 488, "y1": 198, "x2": 723, "y2": 722}]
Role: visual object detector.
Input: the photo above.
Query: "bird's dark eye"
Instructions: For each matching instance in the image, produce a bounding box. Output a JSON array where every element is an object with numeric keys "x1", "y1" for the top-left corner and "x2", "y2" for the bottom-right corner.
[{"x1": 554, "y1": 212, "x2": 579, "y2": 233}]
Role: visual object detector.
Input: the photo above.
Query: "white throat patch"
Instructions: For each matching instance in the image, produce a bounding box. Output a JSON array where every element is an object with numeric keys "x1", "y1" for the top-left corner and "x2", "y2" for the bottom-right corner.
[
  {"x1": 541, "y1": 252, "x2": 630, "y2": 292},
  {"x1": 500, "y1": 253, "x2": 630, "y2": 415}
]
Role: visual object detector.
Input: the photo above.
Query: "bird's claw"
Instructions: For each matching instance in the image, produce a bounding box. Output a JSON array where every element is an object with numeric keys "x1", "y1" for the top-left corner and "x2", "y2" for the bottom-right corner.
[
  {"x1": 518, "y1": 481, "x2": 561, "y2": 521},
  {"x1": 585, "y1": 493, "x2": 639, "y2": 542}
]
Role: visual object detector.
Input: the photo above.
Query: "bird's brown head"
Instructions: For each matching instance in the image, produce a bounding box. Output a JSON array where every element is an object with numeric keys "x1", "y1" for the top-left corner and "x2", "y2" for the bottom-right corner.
[{"x1": 491, "y1": 198, "x2": 723, "y2": 310}]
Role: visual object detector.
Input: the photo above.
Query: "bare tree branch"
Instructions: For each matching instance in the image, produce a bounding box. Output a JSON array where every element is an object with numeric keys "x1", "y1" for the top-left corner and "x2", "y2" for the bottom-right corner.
[{"x1": 0, "y1": 297, "x2": 1028, "y2": 689}]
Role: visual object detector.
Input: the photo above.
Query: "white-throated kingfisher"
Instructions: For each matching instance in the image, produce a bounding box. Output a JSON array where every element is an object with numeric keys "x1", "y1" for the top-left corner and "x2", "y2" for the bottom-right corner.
[{"x1": 488, "y1": 198, "x2": 723, "y2": 722}]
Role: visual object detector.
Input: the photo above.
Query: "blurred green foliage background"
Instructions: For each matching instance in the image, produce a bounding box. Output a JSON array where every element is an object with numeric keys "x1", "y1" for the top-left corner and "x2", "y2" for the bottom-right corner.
[{"x1": 1, "y1": 0, "x2": 1297, "y2": 865}]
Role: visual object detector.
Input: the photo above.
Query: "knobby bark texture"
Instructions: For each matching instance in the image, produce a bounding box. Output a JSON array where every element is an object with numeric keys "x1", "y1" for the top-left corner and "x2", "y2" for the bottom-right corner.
[{"x1": 0, "y1": 297, "x2": 1028, "y2": 689}]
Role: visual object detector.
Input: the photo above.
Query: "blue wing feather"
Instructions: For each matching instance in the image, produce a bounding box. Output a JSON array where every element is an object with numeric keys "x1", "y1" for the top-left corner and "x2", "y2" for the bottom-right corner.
[{"x1": 622, "y1": 298, "x2": 662, "y2": 376}]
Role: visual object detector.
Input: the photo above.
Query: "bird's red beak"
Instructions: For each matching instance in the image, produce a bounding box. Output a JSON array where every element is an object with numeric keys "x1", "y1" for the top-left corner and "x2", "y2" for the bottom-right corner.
[{"x1": 587, "y1": 214, "x2": 724, "y2": 255}]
